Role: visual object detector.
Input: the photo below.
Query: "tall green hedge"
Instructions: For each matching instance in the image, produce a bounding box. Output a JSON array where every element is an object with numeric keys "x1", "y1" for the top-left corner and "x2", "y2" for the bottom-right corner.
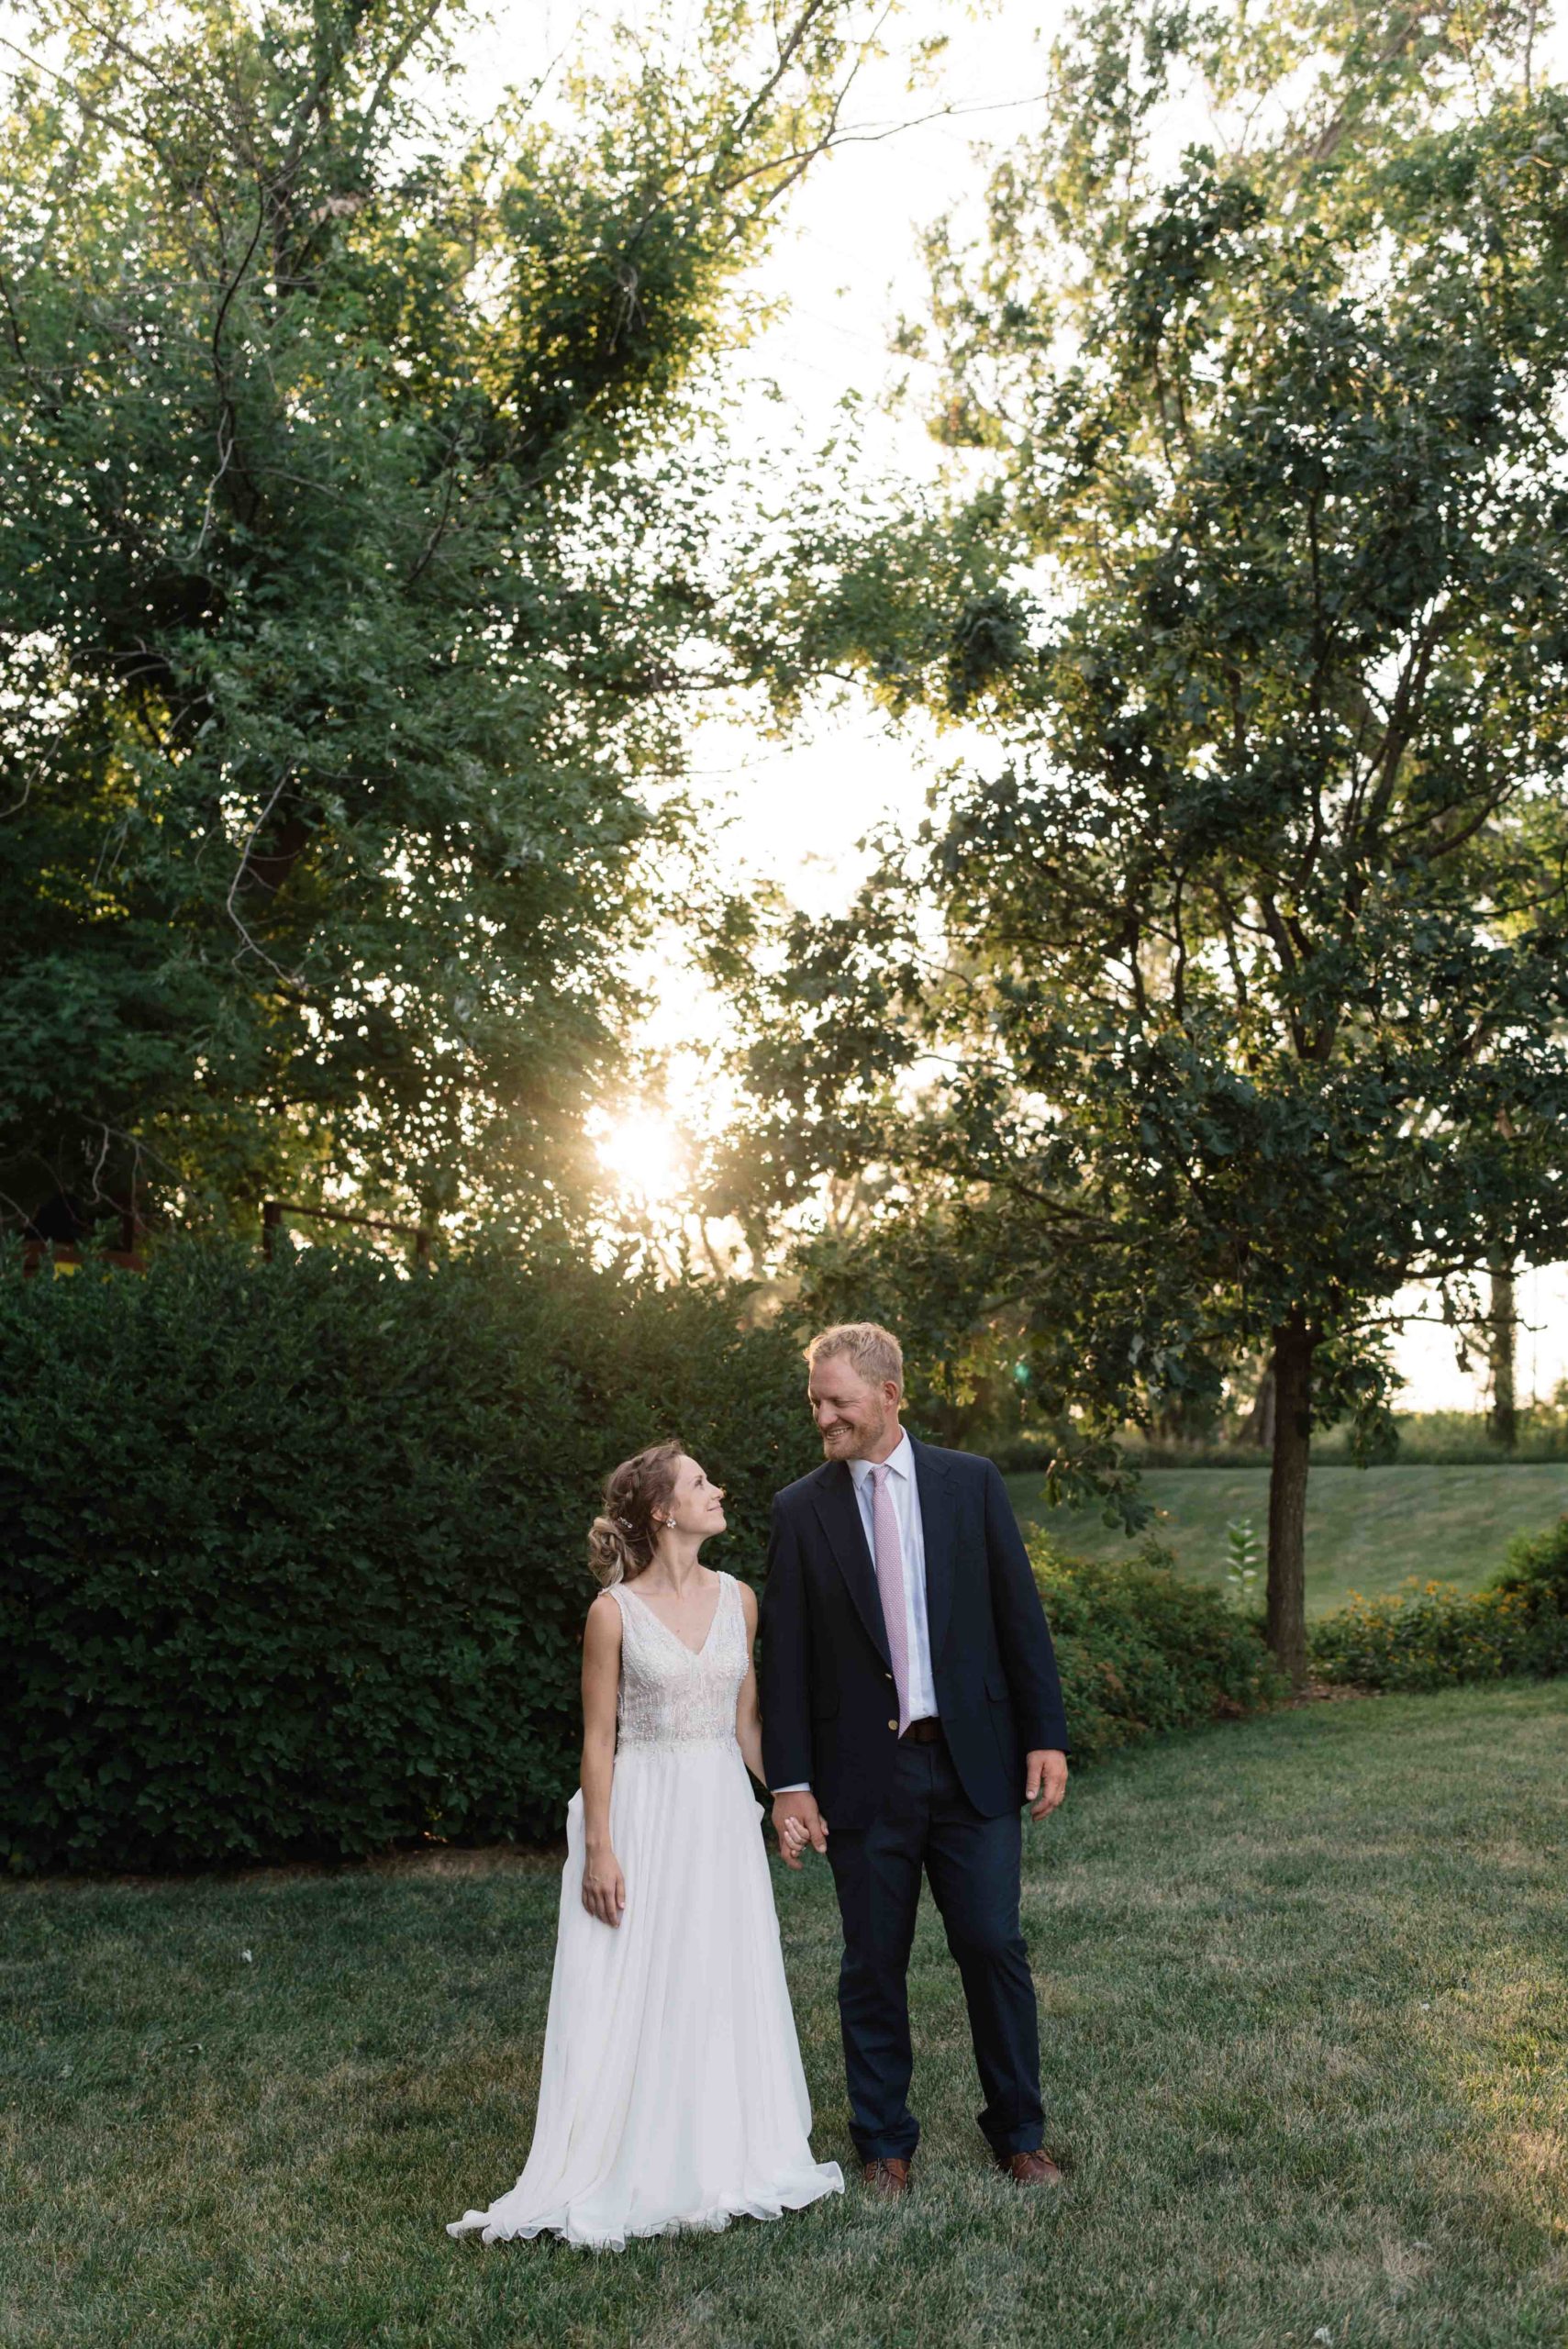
[
  {"x1": 1, "y1": 1242, "x2": 818, "y2": 1874},
  {"x1": 3, "y1": 1239, "x2": 1303, "y2": 1878}
]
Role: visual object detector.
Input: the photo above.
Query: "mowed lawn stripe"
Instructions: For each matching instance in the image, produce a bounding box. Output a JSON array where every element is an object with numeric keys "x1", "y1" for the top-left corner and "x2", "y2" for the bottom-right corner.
[
  {"x1": 3, "y1": 1683, "x2": 1564, "y2": 2348},
  {"x1": 1008, "y1": 1461, "x2": 1568, "y2": 1614}
]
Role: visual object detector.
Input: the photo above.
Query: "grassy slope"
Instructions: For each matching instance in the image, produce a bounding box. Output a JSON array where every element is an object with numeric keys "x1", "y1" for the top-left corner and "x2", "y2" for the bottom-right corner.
[
  {"x1": 5, "y1": 1684, "x2": 1565, "y2": 2349},
  {"x1": 1007, "y1": 1463, "x2": 1568, "y2": 1616}
]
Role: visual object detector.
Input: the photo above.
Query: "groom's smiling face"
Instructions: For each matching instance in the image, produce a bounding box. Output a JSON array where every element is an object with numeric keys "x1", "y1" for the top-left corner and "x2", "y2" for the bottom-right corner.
[{"x1": 808, "y1": 1356, "x2": 900, "y2": 1463}]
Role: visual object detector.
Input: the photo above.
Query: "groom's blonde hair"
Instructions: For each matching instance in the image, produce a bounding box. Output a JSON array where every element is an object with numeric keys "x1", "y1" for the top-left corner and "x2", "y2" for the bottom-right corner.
[{"x1": 807, "y1": 1321, "x2": 904, "y2": 1396}]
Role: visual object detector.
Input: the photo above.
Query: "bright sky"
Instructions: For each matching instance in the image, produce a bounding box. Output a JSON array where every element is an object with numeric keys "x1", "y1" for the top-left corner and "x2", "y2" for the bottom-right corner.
[{"x1": 448, "y1": 1, "x2": 1568, "y2": 1415}]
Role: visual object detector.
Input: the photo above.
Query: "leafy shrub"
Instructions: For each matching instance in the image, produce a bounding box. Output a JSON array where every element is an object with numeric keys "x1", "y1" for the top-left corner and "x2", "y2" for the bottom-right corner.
[
  {"x1": 1310, "y1": 1518, "x2": 1568, "y2": 1693},
  {"x1": 0, "y1": 1241, "x2": 818, "y2": 1874},
  {"x1": 1485, "y1": 1510, "x2": 1568, "y2": 1614},
  {"x1": 1030, "y1": 1537, "x2": 1285, "y2": 1761}
]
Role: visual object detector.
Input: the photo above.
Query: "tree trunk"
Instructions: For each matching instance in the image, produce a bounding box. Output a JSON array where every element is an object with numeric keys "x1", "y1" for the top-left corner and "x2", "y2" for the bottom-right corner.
[
  {"x1": 1265, "y1": 1315, "x2": 1315, "y2": 1687},
  {"x1": 1240, "y1": 1365, "x2": 1276, "y2": 1449},
  {"x1": 1487, "y1": 1250, "x2": 1518, "y2": 1452}
]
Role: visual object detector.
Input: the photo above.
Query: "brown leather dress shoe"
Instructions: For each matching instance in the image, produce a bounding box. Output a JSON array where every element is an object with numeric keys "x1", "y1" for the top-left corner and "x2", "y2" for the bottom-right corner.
[
  {"x1": 862, "y1": 2156, "x2": 913, "y2": 2199},
  {"x1": 995, "y1": 2148, "x2": 1064, "y2": 2186}
]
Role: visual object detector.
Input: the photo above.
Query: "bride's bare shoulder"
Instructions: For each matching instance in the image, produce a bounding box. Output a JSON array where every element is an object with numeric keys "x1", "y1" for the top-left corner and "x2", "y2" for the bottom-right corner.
[{"x1": 584, "y1": 1588, "x2": 624, "y2": 1648}]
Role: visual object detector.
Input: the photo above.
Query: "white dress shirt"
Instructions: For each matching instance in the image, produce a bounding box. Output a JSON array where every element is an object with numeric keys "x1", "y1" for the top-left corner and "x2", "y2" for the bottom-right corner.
[
  {"x1": 773, "y1": 1430, "x2": 937, "y2": 1793},
  {"x1": 849, "y1": 1432, "x2": 938, "y2": 1722}
]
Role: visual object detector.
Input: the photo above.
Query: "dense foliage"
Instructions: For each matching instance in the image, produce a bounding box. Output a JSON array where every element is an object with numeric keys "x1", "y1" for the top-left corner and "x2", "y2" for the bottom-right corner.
[
  {"x1": 2, "y1": 1233, "x2": 1291, "y2": 1876},
  {"x1": 1311, "y1": 1513, "x2": 1568, "y2": 1691},
  {"x1": 1033, "y1": 1542, "x2": 1285, "y2": 1761},
  {"x1": 8, "y1": 1234, "x2": 1560, "y2": 1875},
  {"x1": 0, "y1": 1243, "x2": 819, "y2": 1873},
  {"x1": 0, "y1": 0, "x2": 879, "y2": 1241},
  {"x1": 725, "y1": 1, "x2": 1568, "y2": 1682}
]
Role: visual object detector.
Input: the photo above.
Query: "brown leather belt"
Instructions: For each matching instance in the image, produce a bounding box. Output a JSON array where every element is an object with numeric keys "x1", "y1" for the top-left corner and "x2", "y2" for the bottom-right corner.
[{"x1": 901, "y1": 1717, "x2": 942, "y2": 1745}]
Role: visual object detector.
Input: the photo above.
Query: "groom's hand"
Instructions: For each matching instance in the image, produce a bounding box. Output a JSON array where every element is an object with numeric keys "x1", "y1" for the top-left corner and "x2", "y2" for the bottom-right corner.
[
  {"x1": 1025, "y1": 1750, "x2": 1068, "y2": 1821},
  {"x1": 772, "y1": 1790, "x2": 828, "y2": 1870}
]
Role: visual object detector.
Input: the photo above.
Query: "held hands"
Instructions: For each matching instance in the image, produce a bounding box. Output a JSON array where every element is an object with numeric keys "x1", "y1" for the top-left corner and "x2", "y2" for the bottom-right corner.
[
  {"x1": 771, "y1": 1763, "x2": 1061, "y2": 1854},
  {"x1": 582, "y1": 1841, "x2": 626, "y2": 1927},
  {"x1": 1025, "y1": 1749, "x2": 1068, "y2": 1822},
  {"x1": 771, "y1": 1791, "x2": 828, "y2": 1871}
]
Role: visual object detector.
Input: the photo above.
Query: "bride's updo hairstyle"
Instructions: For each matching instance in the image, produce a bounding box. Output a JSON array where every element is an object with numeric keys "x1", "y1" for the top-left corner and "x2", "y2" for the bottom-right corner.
[{"x1": 587, "y1": 1440, "x2": 685, "y2": 1586}]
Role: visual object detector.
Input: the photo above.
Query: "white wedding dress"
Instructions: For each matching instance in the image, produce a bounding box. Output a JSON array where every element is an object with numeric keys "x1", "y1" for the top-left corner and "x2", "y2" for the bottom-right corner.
[{"x1": 446, "y1": 1569, "x2": 844, "y2": 2251}]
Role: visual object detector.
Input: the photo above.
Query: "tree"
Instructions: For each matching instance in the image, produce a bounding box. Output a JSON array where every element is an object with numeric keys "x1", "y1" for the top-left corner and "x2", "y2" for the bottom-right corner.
[
  {"x1": 724, "y1": 0, "x2": 1568, "y2": 1679},
  {"x1": 0, "y1": 0, "x2": 885, "y2": 1240},
  {"x1": 1486, "y1": 1251, "x2": 1519, "y2": 1450}
]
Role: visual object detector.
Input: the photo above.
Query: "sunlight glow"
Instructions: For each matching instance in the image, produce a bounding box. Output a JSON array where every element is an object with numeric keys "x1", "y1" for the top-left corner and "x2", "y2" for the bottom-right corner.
[{"x1": 596, "y1": 1113, "x2": 689, "y2": 1206}]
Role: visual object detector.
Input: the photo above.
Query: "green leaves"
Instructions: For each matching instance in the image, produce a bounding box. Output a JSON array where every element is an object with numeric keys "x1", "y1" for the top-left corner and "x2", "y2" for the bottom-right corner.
[
  {"x1": 0, "y1": 0, "x2": 889, "y2": 1239},
  {"x1": 1034, "y1": 1538, "x2": 1286, "y2": 1756},
  {"x1": 0, "y1": 1239, "x2": 822, "y2": 1873},
  {"x1": 1310, "y1": 1520, "x2": 1568, "y2": 1690},
  {"x1": 720, "y1": 6, "x2": 1568, "y2": 1667}
]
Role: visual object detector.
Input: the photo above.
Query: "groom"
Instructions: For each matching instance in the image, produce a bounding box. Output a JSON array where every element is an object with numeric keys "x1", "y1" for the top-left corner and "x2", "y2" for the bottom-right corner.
[{"x1": 760, "y1": 1321, "x2": 1069, "y2": 2199}]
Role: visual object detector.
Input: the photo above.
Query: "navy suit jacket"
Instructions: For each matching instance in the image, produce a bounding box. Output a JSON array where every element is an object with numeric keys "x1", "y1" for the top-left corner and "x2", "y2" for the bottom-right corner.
[{"x1": 758, "y1": 1439, "x2": 1068, "y2": 1829}]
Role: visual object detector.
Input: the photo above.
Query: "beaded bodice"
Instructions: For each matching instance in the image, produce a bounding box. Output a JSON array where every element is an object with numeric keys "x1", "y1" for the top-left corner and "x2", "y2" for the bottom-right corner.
[{"x1": 608, "y1": 1570, "x2": 748, "y2": 1752}]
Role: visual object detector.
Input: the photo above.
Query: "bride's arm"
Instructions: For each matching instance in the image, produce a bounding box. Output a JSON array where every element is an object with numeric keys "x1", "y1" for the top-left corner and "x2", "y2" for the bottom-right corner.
[
  {"x1": 580, "y1": 1593, "x2": 625, "y2": 1926},
  {"x1": 735, "y1": 1581, "x2": 766, "y2": 1786}
]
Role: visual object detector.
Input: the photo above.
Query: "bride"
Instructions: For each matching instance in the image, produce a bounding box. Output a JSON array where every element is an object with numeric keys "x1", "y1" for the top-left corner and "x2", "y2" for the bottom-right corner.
[{"x1": 446, "y1": 1440, "x2": 844, "y2": 2250}]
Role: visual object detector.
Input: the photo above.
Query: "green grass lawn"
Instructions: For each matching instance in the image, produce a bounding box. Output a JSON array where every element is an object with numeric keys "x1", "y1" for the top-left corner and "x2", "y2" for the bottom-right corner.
[
  {"x1": 6, "y1": 1683, "x2": 1566, "y2": 2348},
  {"x1": 1009, "y1": 1462, "x2": 1568, "y2": 1616}
]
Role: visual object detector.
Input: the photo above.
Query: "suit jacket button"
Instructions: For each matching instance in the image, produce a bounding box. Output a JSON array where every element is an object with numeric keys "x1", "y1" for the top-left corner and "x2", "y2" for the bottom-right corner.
[
  {"x1": 885, "y1": 1671, "x2": 894, "y2": 1682},
  {"x1": 887, "y1": 1719, "x2": 898, "y2": 1732}
]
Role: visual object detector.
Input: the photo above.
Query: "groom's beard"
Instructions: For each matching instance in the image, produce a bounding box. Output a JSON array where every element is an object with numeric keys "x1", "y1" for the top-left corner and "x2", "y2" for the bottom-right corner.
[{"x1": 819, "y1": 1406, "x2": 892, "y2": 1460}]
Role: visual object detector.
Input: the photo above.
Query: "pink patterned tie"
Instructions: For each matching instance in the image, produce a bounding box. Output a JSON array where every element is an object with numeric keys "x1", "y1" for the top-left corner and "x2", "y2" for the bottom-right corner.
[{"x1": 870, "y1": 1464, "x2": 913, "y2": 1736}]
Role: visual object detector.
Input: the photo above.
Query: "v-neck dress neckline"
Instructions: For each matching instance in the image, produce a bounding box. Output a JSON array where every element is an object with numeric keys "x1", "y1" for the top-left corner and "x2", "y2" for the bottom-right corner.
[{"x1": 621, "y1": 1570, "x2": 728, "y2": 1660}]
